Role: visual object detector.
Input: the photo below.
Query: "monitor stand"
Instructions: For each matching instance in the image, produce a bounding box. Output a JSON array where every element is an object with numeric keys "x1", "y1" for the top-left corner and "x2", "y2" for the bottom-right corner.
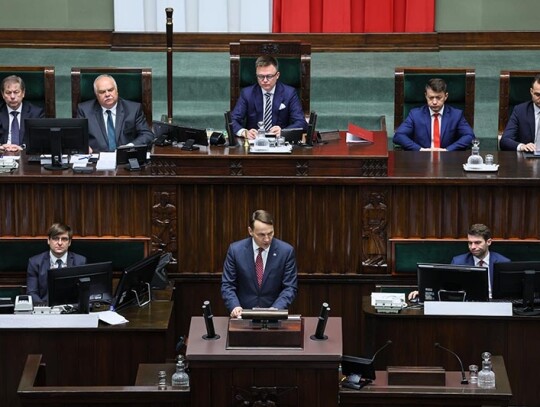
[
  {"x1": 131, "y1": 282, "x2": 152, "y2": 307},
  {"x1": 43, "y1": 128, "x2": 69, "y2": 171}
]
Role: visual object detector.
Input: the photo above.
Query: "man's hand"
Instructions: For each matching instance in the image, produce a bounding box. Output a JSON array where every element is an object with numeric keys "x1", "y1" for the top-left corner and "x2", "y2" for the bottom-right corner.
[
  {"x1": 230, "y1": 306, "x2": 243, "y2": 318},
  {"x1": 519, "y1": 143, "x2": 536, "y2": 152},
  {"x1": 247, "y1": 129, "x2": 258, "y2": 140},
  {"x1": 1, "y1": 144, "x2": 22, "y2": 152},
  {"x1": 419, "y1": 147, "x2": 447, "y2": 152}
]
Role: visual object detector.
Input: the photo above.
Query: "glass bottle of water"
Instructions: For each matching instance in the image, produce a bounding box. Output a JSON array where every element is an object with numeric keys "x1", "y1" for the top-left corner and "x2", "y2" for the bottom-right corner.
[
  {"x1": 467, "y1": 139, "x2": 484, "y2": 168},
  {"x1": 254, "y1": 121, "x2": 270, "y2": 149},
  {"x1": 171, "y1": 357, "x2": 190, "y2": 390},
  {"x1": 477, "y1": 351, "x2": 495, "y2": 389}
]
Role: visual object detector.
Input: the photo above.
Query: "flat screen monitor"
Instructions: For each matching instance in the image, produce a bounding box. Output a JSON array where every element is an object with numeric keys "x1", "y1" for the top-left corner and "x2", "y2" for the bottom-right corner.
[
  {"x1": 305, "y1": 111, "x2": 318, "y2": 146},
  {"x1": 151, "y1": 120, "x2": 208, "y2": 146},
  {"x1": 493, "y1": 261, "x2": 540, "y2": 312},
  {"x1": 224, "y1": 111, "x2": 237, "y2": 147},
  {"x1": 47, "y1": 261, "x2": 113, "y2": 311},
  {"x1": 417, "y1": 263, "x2": 489, "y2": 302},
  {"x1": 116, "y1": 144, "x2": 148, "y2": 170},
  {"x1": 111, "y1": 251, "x2": 162, "y2": 311},
  {"x1": 25, "y1": 118, "x2": 89, "y2": 170},
  {"x1": 281, "y1": 128, "x2": 304, "y2": 144}
]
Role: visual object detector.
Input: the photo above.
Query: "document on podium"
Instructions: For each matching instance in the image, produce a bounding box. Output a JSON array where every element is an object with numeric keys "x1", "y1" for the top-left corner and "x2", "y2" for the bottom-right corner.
[
  {"x1": 345, "y1": 123, "x2": 374, "y2": 143},
  {"x1": 96, "y1": 152, "x2": 116, "y2": 170}
]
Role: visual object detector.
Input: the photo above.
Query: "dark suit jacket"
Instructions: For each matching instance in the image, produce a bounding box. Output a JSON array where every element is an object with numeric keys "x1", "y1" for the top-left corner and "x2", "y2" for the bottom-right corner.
[
  {"x1": 393, "y1": 105, "x2": 474, "y2": 151},
  {"x1": 221, "y1": 237, "x2": 298, "y2": 312},
  {"x1": 230, "y1": 82, "x2": 307, "y2": 135},
  {"x1": 76, "y1": 98, "x2": 154, "y2": 153},
  {"x1": 451, "y1": 251, "x2": 511, "y2": 288},
  {"x1": 26, "y1": 251, "x2": 87, "y2": 304},
  {"x1": 0, "y1": 101, "x2": 45, "y2": 146},
  {"x1": 500, "y1": 101, "x2": 537, "y2": 151}
]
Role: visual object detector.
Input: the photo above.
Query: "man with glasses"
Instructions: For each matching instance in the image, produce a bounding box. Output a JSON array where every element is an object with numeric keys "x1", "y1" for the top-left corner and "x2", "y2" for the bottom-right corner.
[
  {"x1": 26, "y1": 222, "x2": 87, "y2": 304},
  {"x1": 500, "y1": 73, "x2": 540, "y2": 152},
  {"x1": 0, "y1": 75, "x2": 45, "y2": 152},
  {"x1": 230, "y1": 55, "x2": 307, "y2": 140}
]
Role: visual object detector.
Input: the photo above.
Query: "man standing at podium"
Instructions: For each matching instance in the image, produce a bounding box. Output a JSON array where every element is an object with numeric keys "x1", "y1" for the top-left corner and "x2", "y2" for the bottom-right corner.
[{"x1": 221, "y1": 210, "x2": 298, "y2": 318}]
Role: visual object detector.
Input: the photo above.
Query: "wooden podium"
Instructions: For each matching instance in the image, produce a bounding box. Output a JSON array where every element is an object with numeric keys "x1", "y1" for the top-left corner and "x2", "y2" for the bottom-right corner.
[{"x1": 186, "y1": 316, "x2": 342, "y2": 407}]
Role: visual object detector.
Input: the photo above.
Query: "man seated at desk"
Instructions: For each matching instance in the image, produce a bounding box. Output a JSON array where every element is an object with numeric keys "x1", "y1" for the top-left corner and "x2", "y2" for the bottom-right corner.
[
  {"x1": 409, "y1": 224, "x2": 510, "y2": 300},
  {"x1": 393, "y1": 78, "x2": 474, "y2": 151},
  {"x1": 500, "y1": 73, "x2": 540, "y2": 152},
  {"x1": 76, "y1": 74, "x2": 154, "y2": 153},
  {"x1": 221, "y1": 209, "x2": 298, "y2": 318},
  {"x1": 230, "y1": 55, "x2": 307, "y2": 140},
  {"x1": 26, "y1": 222, "x2": 87, "y2": 304}
]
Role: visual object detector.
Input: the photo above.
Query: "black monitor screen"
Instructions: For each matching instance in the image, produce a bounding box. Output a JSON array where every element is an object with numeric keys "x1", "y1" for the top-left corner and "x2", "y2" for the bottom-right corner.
[
  {"x1": 493, "y1": 261, "x2": 540, "y2": 308},
  {"x1": 47, "y1": 261, "x2": 113, "y2": 307},
  {"x1": 417, "y1": 263, "x2": 489, "y2": 302},
  {"x1": 112, "y1": 252, "x2": 162, "y2": 311},
  {"x1": 306, "y1": 111, "x2": 318, "y2": 146},
  {"x1": 152, "y1": 121, "x2": 208, "y2": 146}
]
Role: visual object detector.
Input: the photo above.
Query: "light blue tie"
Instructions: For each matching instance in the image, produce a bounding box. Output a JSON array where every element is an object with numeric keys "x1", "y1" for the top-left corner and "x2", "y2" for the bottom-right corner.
[{"x1": 106, "y1": 110, "x2": 116, "y2": 151}]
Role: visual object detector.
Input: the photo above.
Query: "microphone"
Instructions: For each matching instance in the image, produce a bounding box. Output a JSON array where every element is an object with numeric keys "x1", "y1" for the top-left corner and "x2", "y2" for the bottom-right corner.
[
  {"x1": 202, "y1": 300, "x2": 220, "y2": 340},
  {"x1": 434, "y1": 342, "x2": 468, "y2": 384},
  {"x1": 310, "y1": 302, "x2": 330, "y2": 340},
  {"x1": 372, "y1": 340, "x2": 392, "y2": 362}
]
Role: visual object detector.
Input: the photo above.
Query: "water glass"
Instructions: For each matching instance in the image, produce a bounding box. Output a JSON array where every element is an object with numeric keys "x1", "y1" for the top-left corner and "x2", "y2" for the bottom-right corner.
[
  {"x1": 485, "y1": 154, "x2": 494, "y2": 166},
  {"x1": 469, "y1": 364, "x2": 479, "y2": 384}
]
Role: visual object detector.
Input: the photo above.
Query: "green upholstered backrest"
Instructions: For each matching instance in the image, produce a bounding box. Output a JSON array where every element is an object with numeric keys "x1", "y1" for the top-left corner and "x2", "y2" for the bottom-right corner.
[
  {"x1": 0, "y1": 67, "x2": 55, "y2": 117},
  {"x1": 78, "y1": 72, "x2": 144, "y2": 104},
  {"x1": 0, "y1": 239, "x2": 148, "y2": 273},
  {"x1": 392, "y1": 240, "x2": 540, "y2": 274},
  {"x1": 239, "y1": 57, "x2": 302, "y2": 95},
  {"x1": 507, "y1": 75, "x2": 535, "y2": 117},
  {"x1": 402, "y1": 73, "x2": 468, "y2": 119}
]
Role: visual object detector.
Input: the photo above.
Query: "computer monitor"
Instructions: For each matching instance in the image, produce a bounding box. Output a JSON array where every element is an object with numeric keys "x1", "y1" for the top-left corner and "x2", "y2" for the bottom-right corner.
[
  {"x1": 305, "y1": 111, "x2": 318, "y2": 146},
  {"x1": 224, "y1": 111, "x2": 237, "y2": 147},
  {"x1": 25, "y1": 118, "x2": 89, "y2": 170},
  {"x1": 116, "y1": 145, "x2": 148, "y2": 170},
  {"x1": 151, "y1": 120, "x2": 208, "y2": 147},
  {"x1": 493, "y1": 261, "x2": 540, "y2": 314},
  {"x1": 111, "y1": 251, "x2": 162, "y2": 311},
  {"x1": 47, "y1": 261, "x2": 113, "y2": 312},
  {"x1": 417, "y1": 263, "x2": 489, "y2": 302}
]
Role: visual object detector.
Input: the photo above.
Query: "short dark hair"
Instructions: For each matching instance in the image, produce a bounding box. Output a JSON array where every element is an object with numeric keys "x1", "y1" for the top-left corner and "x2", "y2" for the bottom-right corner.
[
  {"x1": 47, "y1": 223, "x2": 73, "y2": 240},
  {"x1": 1, "y1": 75, "x2": 25, "y2": 93},
  {"x1": 532, "y1": 74, "x2": 540, "y2": 87},
  {"x1": 468, "y1": 224, "x2": 491, "y2": 241},
  {"x1": 255, "y1": 55, "x2": 279, "y2": 71},
  {"x1": 250, "y1": 210, "x2": 274, "y2": 229},
  {"x1": 425, "y1": 78, "x2": 447, "y2": 93}
]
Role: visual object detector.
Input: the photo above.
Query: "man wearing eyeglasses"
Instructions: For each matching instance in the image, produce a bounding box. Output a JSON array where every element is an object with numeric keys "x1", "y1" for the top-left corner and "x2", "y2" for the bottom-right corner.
[
  {"x1": 230, "y1": 55, "x2": 307, "y2": 140},
  {"x1": 26, "y1": 222, "x2": 87, "y2": 304},
  {"x1": 500, "y1": 74, "x2": 540, "y2": 152}
]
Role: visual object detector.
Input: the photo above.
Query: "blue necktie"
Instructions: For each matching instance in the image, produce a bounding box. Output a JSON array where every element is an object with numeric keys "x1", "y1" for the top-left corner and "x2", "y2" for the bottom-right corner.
[
  {"x1": 10, "y1": 111, "x2": 20, "y2": 145},
  {"x1": 263, "y1": 93, "x2": 272, "y2": 131},
  {"x1": 106, "y1": 110, "x2": 116, "y2": 151}
]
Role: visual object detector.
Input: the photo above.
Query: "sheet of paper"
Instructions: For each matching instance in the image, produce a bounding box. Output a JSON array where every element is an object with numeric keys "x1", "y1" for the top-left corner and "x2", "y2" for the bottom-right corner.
[
  {"x1": 97, "y1": 310, "x2": 129, "y2": 325},
  {"x1": 96, "y1": 152, "x2": 116, "y2": 170}
]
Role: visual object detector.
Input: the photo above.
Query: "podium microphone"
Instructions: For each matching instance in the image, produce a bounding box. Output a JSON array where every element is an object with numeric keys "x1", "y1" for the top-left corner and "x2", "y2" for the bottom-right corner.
[
  {"x1": 372, "y1": 340, "x2": 392, "y2": 362},
  {"x1": 434, "y1": 342, "x2": 468, "y2": 384},
  {"x1": 202, "y1": 300, "x2": 220, "y2": 340},
  {"x1": 310, "y1": 302, "x2": 330, "y2": 340}
]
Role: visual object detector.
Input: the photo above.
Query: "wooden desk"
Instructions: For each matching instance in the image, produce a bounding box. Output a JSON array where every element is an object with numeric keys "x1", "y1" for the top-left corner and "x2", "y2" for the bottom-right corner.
[
  {"x1": 339, "y1": 356, "x2": 512, "y2": 407},
  {"x1": 1, "y1": 301, "x2": 174, "y2": 407},
  {"x1": 362, "y1": 297, "x2": 534, "y2": 406},
  {"x1": 186, "y1": 316, "x2": 342, "y2": 407}
]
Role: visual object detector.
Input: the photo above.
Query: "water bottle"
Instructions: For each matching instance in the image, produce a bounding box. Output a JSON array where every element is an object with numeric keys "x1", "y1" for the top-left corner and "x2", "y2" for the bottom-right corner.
[
  {"x1": 477, "y1": 352, "x2": 495, "y2": 389},
  {"x1": 171, "y1": 357, "x2": 190, "y2": 390},
  {"x1": 467, "y1": 139, "x2": 483, "y2": 168},
  {"x1": 254, "y1": 121, "x2": 270, "y2": 149}
]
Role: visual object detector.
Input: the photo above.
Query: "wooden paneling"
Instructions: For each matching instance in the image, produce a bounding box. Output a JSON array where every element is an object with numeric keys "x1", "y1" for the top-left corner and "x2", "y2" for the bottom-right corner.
[{"x1": 1, "y1": 30, "x2": 540, "y2": 52}]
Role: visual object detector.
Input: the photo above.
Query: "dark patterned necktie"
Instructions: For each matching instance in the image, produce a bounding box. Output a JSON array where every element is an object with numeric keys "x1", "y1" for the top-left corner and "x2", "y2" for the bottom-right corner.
[
  {"x1": 11, "y1": 111, "x2": 20, "y2": 145},
  {"x1": 256, "y1": 247, "x2": 264, "y2": 287},
  {"x1": 263, "y1": 93, "x2": 272, "y2": 131}
]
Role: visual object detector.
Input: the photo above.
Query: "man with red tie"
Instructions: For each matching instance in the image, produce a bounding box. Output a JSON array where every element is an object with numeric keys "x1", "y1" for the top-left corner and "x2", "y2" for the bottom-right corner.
[
  {"x1": 221, "y1": 209, "x2": 298, "y2": 318},
  {"x1": 393, "y1": 78, "x2": 474, "y2": 151}
]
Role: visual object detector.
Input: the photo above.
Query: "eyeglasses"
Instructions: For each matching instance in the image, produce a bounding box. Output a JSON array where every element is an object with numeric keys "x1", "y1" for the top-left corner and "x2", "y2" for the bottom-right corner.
[{"x1": 256, "y1": 73, "x2": 278, "y2": 81}]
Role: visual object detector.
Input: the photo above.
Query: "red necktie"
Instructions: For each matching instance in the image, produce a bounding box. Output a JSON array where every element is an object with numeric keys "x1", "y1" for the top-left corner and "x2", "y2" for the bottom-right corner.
[
  {"x1": 433, "y1": 113, "x2": 440, "y2": 148},
  {"x1": 478, "y1": 260, "x2": 485, "y2": 267},
  {"x1": 255, "y1": 247, "x2": 264, "y2": 287}
]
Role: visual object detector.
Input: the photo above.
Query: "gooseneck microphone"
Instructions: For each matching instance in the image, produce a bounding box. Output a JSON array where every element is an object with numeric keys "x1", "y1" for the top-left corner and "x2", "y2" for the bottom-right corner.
[
  {"x1": 372, "y1": 340, "x2": 392, "y2": 362},
  {"x1": 434, "y1": 342, "x2": 468, "y2": 384}
]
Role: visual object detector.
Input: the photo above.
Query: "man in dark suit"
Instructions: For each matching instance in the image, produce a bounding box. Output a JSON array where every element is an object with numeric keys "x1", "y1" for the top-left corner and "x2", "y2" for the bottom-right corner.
[
  {"x1": 230, "y1": 55, "x2": 307, "y2": 140},
  {"x1": 500, "y1": 74, "x2": 540, "y2": 152},
  {"x1": 221, "y1": 209, "x2": 298, "y2": 318},
  {"x1": 409, "y1": 224, "x2": 510, "y2": 301},
  {"x1": 26, "y1": 222, "x2": 87, "y2": 304},
  {"x1": 0, "y1": 75, "x2": 44, "y2": 152},
  {"x1": 393, "y1": 78, "x2": 474, "y2": 151},
  {"x1": 76, "y1": 74, "x2": 154, "y2": 153}
]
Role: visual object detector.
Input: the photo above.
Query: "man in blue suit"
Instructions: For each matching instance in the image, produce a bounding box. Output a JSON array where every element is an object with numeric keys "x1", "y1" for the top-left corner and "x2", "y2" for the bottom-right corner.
[
  {"x1": 500, "y1": 74, "x2": 540, "y2": 152},
  {"x1": 0, "y1": 75, "x2": 44, "y2": 152},
  {"x1": 393, "y1": 78, "x2": 474, "y2": 151},
  {"x1": 27, "y1": 223, "x2": 87, "y2": 304},
  {"x1": 221, "y1": 209, "x2": 298, "y2": 318},
  {"x1": 409, "y1": 224, "x2": 510, "y2": 301},
  {"x1": 230, "y1": 55, "x2": 307, "y2": 140},
  {"x1": 76, "y1": 74, "x2": 154, "y2": 153}
]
